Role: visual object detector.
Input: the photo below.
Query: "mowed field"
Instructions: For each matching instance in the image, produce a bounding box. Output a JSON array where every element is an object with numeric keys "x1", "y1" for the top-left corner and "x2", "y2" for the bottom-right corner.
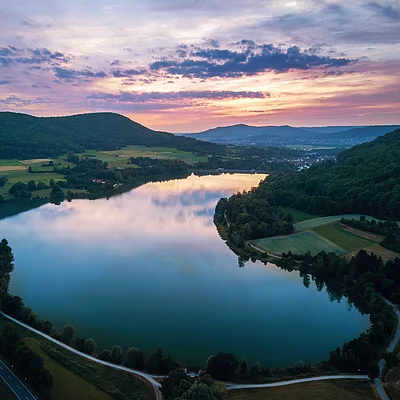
[
  {"x1": 0, "y1": 145, "x2": 203, "y2": 198},
  {"x1": 312, "y1": 223, "x2": 373, "y2": 251},
  {"x1": 294, "y1": 214, "x2": 366, "y2": 232},
  {"x1": 0, "y1": 316, "x2": 155, "y2": 400},
  {"x1": 253, "y1": 231, "x2": 347, "y2": 256},
  {"x1": 254, "y1": 211, "x2": 399, "y2": 258},
  {"x1": 228, "y1": 380, "x2": 378, "y2": 400},
  {"x1": 0, "y1": 158, "x2": 70, "y2": 198}
]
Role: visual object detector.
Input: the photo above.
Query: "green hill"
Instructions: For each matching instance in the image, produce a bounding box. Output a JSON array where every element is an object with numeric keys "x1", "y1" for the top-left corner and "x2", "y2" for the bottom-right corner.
[
  {"x1": 215, "y1": 129, "x2": 400, "y2": 240},
  {"x1": 0, "y1": 112, "x2": 222, "y2": 158}
]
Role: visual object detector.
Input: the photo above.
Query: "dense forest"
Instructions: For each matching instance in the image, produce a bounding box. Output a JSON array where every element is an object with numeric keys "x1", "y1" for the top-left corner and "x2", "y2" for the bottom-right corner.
[
  {"x1": 215, "y1": 129, "x2": 400, "y2": 240},
  {"x1": 0, "y1": 112, "x2": 224, "y2": 158},
  {"x1": 278, "y1": 250, "x2": 399, "y2": 377}
]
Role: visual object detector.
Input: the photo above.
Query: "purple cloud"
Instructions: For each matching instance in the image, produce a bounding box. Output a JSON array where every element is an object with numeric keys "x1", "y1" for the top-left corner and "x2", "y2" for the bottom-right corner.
[
  {"x1": 150, "y1": 40, "x2": 354, "y2": 78},
  {"x1": 88, "y1": 90, "x2": 270, "y2": 103},
  {"x1": 54, "y1": 67, "x2": 107, "y2": 79}
]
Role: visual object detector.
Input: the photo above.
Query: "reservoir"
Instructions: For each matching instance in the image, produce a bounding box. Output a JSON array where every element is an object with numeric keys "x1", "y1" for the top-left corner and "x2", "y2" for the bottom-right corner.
[{"x1": 3, "y1": 173, "x2": 370, "y2": 368}]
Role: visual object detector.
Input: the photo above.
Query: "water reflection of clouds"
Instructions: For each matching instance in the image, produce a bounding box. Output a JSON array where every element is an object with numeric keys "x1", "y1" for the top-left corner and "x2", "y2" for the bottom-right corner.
[{"x1": 0, "y1": 174, "x2": 266, "y2": 252}]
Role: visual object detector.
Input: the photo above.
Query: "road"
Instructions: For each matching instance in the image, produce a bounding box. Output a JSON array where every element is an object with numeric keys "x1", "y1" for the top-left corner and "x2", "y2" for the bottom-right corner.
[
  {"x1": 372, "y1": 298, "x2": 400, "y2": 400},
  {"x1": 0, "y1": 312, "x2": 163, "y2": 400},
  {"x1": 1, "y1": 299, "x2": 400, "y2": 400},
  {"x1": 226, "y1": 374, "x2": 369, "y2": 390},
  {"x1": 380, "y1": 298, "x2": 400, "y2": 372},
  {"x1": 0, "y1": 359, "x2": 36, "y2": 400}
]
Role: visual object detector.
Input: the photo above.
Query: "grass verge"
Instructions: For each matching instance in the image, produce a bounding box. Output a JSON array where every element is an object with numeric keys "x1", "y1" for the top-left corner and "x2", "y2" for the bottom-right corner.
[
  {"x1": 0, "y1": 316, "x2": 155, "y2": 400},
  {"x1": 0, "y1": 379, "x2": 18, "y2": 400},
  {"x1": 227, "y1": 380, "x2": 378, "y2": 400}
]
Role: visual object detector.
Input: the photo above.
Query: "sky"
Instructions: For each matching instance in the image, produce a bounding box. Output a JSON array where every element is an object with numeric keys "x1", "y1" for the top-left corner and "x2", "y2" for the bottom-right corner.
[{"x1": 0, "y1": 0, "x2": 399, "y2": 132}]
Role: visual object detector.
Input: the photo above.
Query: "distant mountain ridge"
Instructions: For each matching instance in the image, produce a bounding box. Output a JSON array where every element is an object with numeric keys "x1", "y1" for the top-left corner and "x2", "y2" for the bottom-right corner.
[
  {"x1": 0, "y1": 112, "x2": 221, "y2": 159},
  {"x1": 179, "y1": 123, "x2": 400, "y2": 148}
]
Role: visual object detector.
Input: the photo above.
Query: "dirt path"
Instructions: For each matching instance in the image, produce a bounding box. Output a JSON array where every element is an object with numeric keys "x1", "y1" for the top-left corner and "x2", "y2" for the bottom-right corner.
[{"x1": 340, "y1": 224, "x2": 385, "y2": 242}]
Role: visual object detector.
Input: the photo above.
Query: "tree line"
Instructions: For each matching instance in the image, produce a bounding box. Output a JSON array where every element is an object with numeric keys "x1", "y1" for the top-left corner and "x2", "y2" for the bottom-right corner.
[
  {"x1": 341, "y1": 216, "x2": 400, "y2": 253},
  {"x1": 277, "y1": 250, "x2": 399, "y2": 378},
  {"x1": 214, "y1": 128, "x2": 400, "y2": 241},
  {"x1": 0, "y1": 239, "x2": 53, "y2": 398}
]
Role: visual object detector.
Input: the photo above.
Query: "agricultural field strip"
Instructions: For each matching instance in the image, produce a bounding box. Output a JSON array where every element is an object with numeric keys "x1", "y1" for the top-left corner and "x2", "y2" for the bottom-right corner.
[
  {"x1": 253, "y1": 231, "x2": 347, "y2": 256},
  {"x1": 312, "y1": 223, "x2": 374, "y2": 252},
  {"x1": 294, "y1": 215, "x2": 400, "y2": 232}
]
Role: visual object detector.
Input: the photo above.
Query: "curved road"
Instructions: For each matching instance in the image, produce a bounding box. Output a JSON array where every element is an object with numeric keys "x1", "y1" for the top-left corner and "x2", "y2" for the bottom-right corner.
[
  {"x1": 0, "y1": 359, "x2": 36, "y2": 400},
  {"x1": 1, "y1": 299, "x2": 399, "y2": 400},
  {"x1": 0, "y1": 312, "x2": 163, "y2": 400},
  {"x1": 226, "y1": 374, "x2": 368, "y2": 389}
]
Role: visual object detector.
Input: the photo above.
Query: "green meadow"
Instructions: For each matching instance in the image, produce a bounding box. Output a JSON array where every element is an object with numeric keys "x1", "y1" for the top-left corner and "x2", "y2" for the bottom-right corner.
[
  {"x1": 83, "y1": 145, "x2": 207, "y2": 167},
  {"x1": 253, "y1": 231, "x2": 347, "y2": 256},
  {"x1": 294, "y1": 214, "x2": 366, "y2": 232},
  {"x1": 312, "y1": 223, "x2": 374, "y2": 252}
]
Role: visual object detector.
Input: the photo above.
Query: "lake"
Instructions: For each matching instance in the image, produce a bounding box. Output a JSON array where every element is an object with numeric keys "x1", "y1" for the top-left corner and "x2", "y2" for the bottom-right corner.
[{"x1": 3, "y1": 173, "x2": 370, "y2": 369}]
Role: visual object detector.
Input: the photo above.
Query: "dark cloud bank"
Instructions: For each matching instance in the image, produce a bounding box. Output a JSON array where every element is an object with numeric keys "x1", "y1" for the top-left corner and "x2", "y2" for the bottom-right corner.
[{"x1": 150, "y1": 40, "x2": 354, "y2": 78}]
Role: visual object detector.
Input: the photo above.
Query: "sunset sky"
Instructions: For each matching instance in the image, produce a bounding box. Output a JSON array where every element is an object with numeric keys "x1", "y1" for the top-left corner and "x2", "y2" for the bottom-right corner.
[{"x1": 1, "y1": 0, "x2": 399, "y2": 132}]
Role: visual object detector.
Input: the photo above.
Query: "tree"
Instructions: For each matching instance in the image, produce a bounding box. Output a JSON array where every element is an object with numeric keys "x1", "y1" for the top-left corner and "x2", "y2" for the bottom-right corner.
[
  {"x1": 0, "y1": 324, "x2": 22, "y2": 358},
  {"x1": 110, "y1": 345, "x2": 124, "y2": 365},
  {"x1": 27, "y1": 180, "x2": 37, "y2": 191},
  {"x1": 9, "y1": 182, "x2": 31, "y2": 199},
  {"x1": 147, "y1": 347, "x2": 164, "y2": 372},
  {"x1": 383, "y1": 352, "x2": 399, "y2": 369},
  {"x1": 0, "y1": 176, "x2": 8, "y2": 187},
  {"x1": 50, "y1": 184, "x2": 64, "y2": 199},
  {"x1": 42, "y1": 321, "x2": 53, "y2": 334},
  {"x1": 178, "y1": 383, "x2": 216, "y2": 400},
  {"x1": 125, "y1": 347, "x2": 145, "y2": 369},
  {"x1": 61, "y1": 325, "x2": 75, "y2": 346},
  {"x1": 211, "y1": 380, "x2": 227, "y2": 400},
  {"x1": 206, "y1": 352, "x2": 238, "y2": 381},
  {"x1": 37, "y1": 181, "x2": 47, "y2": 190},
  {"x1": 98, "y1": 350, "x2": 112, "y2": 361},
  {"x1": 238, "y1": 357, "x2": 248, "y2": 376},
  {"x1": 161, "y1": 368, "x2": 192, "y2": 399},
  {"x1": 83, "y1": 338, "x2": 97, "y2": 355},
  {"x1": 367, "y1": 363, "x2": 380, "y2": 380}
]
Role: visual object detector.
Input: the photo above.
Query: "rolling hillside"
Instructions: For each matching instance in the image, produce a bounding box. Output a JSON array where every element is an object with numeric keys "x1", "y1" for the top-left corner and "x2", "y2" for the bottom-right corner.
[{"x1": 0, "y1": 112, "x2": 223, "y2": 159}]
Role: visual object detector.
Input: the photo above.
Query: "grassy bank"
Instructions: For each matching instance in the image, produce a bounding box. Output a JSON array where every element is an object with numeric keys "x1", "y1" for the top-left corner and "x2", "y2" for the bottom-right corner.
[
  {"x1": 227, "y1": 380, "x2": 378, "y2": 400},
  {"x1": 0, "y1": 316, "x2": 155, "y2": 400},
  {"x1": 0, "y1": 379, "x2": 17, "y2": 400}
]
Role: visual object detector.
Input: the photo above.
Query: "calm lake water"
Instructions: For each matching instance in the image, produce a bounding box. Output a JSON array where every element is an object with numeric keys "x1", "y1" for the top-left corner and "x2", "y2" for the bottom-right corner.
[{"x1": 3, "y1": 173, "x2": 370, "y2": 368}]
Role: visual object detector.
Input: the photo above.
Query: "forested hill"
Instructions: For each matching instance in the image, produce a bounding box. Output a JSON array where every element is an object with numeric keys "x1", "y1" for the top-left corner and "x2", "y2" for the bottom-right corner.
[
  {"x1": 0, "y1": 112, "x2": 223, "y2": 158},
  {"x1": 215, "y1": 129, "x2": 400, "y2": 240}
]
